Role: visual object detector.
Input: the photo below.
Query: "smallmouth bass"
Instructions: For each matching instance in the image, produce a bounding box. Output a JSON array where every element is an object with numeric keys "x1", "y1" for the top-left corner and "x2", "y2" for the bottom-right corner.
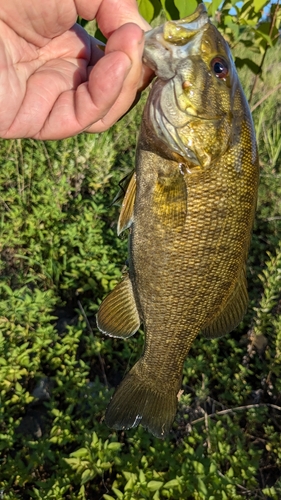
[{"x1": 97, "y1": 4, "x2": 259, "y2": 438}]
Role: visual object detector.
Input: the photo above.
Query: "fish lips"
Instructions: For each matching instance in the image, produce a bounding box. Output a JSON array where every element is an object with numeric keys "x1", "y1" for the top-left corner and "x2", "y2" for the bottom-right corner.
[{"x1": 143, "y1": 5, "x2": 209, "y2": 80}]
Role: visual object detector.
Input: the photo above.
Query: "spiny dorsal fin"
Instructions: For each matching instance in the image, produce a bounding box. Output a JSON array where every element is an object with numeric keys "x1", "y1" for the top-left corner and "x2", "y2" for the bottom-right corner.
[
  {"x1": 202, "y1": 269, "x2": 248, "y2": 339},
  {"x1": 96, "y1": 274, "x2": 140, "y2": 338},
  {"x1": 117, "y1": 172, "x2": 136, "y2": 235},
  {"x1": 112, "y1": 170, "x2": 135, "y2": 206}
]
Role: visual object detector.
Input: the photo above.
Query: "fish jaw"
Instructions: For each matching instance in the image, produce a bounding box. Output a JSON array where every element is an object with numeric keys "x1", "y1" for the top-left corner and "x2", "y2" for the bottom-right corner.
[{"x1": 143, "y1": 4, "x2": 209, "y2": 80}]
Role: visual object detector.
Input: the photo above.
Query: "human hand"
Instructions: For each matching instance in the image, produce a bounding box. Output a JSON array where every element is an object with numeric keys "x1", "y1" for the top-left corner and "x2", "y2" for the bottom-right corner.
[{"x1": 0, "y1": 0, "x2": 152, "y2": 140}]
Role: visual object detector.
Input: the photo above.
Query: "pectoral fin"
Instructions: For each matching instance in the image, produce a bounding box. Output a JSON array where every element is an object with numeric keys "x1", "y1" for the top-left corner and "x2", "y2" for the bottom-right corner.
[
  {"x1": 153, "y1": 166, "x2": 187, "y2": 231},
  {"x1": 202, "y1": 270, "x2": 248, "y2": 339},
  {"x1": 117, "y1": 172, "x2": 136, "y2": 235},
  {"x1": 96, "y1": 274, "x2": 140, "y2": 338}
]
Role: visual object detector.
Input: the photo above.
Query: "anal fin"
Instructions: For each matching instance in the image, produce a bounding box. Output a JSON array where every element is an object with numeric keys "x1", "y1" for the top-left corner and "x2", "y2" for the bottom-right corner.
[
  {"x1": 96, "y1": 274, "x2": 140, "y2": 338},
  {"x1": 202, "y1": 269, "x2": 248, "y2": 339}
]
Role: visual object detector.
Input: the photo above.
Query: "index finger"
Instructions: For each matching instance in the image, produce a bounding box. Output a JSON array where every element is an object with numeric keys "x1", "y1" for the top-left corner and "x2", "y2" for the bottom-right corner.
[{"x1": 94, "y1": 0, "x2": 150, "y2": 36}]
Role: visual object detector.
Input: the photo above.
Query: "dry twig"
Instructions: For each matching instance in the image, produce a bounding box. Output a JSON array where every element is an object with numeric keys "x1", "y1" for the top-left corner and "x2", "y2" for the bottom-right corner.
[{"x1": 191, "y1": 403, "x2": 281, "y2": 425}]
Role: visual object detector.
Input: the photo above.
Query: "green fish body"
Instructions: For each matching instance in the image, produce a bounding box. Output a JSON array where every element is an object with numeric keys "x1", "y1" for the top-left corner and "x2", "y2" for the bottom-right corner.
[{"x1": 97, "y1": 4, "x2": 259, "y2": 438}]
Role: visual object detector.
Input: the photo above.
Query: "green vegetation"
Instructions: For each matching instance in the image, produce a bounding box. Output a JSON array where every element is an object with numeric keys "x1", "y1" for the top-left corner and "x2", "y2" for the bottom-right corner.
[{"x1": 1, "y1": 1, "x2": 281, "y2": 499}]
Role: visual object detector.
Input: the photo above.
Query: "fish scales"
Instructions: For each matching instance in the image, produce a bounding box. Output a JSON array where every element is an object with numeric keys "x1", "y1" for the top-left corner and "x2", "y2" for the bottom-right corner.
[{"x1": 96, "y1": 4, "x2": 259, "y2": 437}]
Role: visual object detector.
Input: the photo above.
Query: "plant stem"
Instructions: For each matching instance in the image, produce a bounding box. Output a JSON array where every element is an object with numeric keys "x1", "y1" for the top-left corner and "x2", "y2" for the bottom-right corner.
[
  {"x1": 191, "y1": 403, "x2": 281, "y2": 425},
  {"x1": 251, "y1": 82, "x2": 281, "y2": 112}
]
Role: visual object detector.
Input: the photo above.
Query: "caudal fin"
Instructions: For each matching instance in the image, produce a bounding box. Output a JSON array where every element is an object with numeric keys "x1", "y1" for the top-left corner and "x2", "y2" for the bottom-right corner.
[{"x1": 105, "y1": 360, "x2": 179, "y2": 438}]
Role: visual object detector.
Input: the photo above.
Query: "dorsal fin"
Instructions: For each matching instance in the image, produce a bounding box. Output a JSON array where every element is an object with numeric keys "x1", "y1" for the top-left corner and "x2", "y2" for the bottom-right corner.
[{"x1": 117, "y1": 172, "x2": 136, "y2": 235}]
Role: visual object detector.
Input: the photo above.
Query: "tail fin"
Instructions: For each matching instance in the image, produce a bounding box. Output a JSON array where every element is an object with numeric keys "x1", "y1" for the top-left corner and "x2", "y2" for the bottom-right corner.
[{"x1": 105, "y1": 359, "x2": 179, "y2": 438}]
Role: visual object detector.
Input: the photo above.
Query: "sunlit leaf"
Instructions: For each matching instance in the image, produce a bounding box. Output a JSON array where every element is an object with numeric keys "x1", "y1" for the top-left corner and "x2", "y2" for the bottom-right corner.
[
  {"x1": 147, "y1": 480, "x2": 164, "y2": 491},
  {"x1": 210, "y1": 0, "x2": 223, "y2": 18},
  {"x1": 138, "y1": 0, "x2": 161, "y2": 22},
  {"x1": 81, "y1": 469, "x2": 95, "y2": 485},
  {"x1": 253, "y1": 0, "x2": 269, "y2": 13},
  {"x1": 255, "y1": 28, "x2": 273, "y2": 46},
  {"x1": 164, "y1": 478, "x2": 180, "y2": 488},
  {"x1": 174, "y1": 0, "x2": 198, "y2": 18}
]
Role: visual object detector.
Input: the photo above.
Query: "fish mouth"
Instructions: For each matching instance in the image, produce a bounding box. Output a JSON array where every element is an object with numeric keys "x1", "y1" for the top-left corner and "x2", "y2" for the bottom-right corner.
[{"x1": 143, "y1": 4, "x2": 209, "y2": 80}]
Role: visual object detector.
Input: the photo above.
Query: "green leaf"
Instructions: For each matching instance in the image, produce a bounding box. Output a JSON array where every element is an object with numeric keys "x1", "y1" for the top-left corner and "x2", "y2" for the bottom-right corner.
[
  {"x1": 174, "y1": 0, "x2": 198, "y2": 18},
  {"x1": 139, "y1": 469, "x2": 146, "y2": 484},
  {"x1": 15, "y1": 381, "x2": 23, "y2": 393},
  {"x1": 91, "y1": 432, "x2": 99, "y2": 447},
  {"x1": 209, "y1": 462, "x2": 217, "y2": 474},
  {"x1": 255, "y1": 28, "x2": 273, "y2": 46},
  {"x1": 147, "y1": 480, "x2": 164, "y2": 491},
  {"x1": 164, "y1": 478, "x2": 180, "y2": 488},
  {"x1": 70, "y1": 447, "x2": 89, "y2": 459},
  {"x1": 81, "y1": 469, "x2": 95, "y2": 485},
  {"x1": 210, "y1": 0, "x2": 223, "y2": 18},
  {"x1": 138, "y1": 0, "x2": 155, "y2": 23},
  {"x1": 64, "y1": 458, "x2": 81, "y2": 468},
  {"x1": 123, "y1": 471, "x2": 137, "y2": 481},
  {"x1": 107, "y1": 442, "x2": 123, "y2": 451},
  {"x1": 262, "y1": 487, "x2": 278, "y2": 499},
  {"x1": 226, "y1": 467, "x2": 234, "y2": 478},
  {"x1": 193, "y1": 461, "x2": 205, "y2": 475},
  {"x1": 124, "y1": 477, "x2": 136, "y2": 491},
  {"x1": 253, "y1": 0, "x2": 268, "y2": 13},
  {"x1": 197, "y1": 477, "x2": 208, "y2": 496},
  {"x1": 112, "y1": 488, "x2": 124, "y2": 499}
]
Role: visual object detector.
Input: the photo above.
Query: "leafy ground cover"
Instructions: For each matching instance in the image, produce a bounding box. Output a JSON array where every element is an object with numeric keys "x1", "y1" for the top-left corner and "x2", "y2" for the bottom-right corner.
[{"x1": 1, "y1": 4, "x2": 281, "y2": 500}]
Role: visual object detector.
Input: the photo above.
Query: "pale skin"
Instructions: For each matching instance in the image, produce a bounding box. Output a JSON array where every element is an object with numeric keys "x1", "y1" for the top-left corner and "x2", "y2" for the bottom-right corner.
[{"x1": 0, "y1": 0, "x2": 152, "y2": 140}]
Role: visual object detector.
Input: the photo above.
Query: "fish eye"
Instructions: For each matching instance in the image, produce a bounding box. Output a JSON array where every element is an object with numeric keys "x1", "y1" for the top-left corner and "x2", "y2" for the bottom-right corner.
[{"x1": 211, "y1": 57, "x2": 229, "y2": 79}]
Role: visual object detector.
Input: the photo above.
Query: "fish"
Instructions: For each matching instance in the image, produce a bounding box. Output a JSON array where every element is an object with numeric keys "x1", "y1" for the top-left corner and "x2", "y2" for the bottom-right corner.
[{"x1": 96, "y1": 3, "x2": 259, "y2": 438}]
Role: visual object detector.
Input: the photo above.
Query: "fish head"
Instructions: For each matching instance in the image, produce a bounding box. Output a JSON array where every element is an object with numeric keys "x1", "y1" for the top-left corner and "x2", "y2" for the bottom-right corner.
[{"x1": 143, "y1": 4, "x2": 250, "y2": 170}]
